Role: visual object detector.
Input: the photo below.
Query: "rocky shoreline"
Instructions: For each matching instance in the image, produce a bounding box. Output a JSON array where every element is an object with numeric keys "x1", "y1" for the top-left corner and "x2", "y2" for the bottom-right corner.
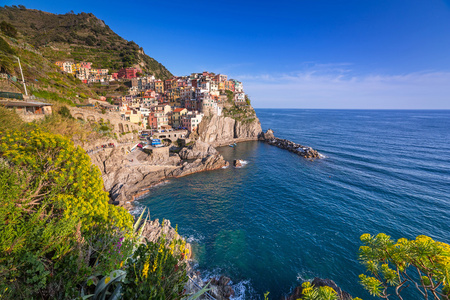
[
  {"x1": 135, "y1": 216, "x2": 236, "y2": 299},
  {"x1": 87, "y1": 115, "x2": 326, "y2": 299},
  {"x1": 86, "y1": 139, "x2": 226, "y2": 207}
]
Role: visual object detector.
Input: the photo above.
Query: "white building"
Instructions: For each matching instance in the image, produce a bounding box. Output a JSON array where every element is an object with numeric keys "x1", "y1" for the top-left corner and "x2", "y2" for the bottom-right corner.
[{"x1": 181, "y1": 111, "x2": 204, "y2": 132}]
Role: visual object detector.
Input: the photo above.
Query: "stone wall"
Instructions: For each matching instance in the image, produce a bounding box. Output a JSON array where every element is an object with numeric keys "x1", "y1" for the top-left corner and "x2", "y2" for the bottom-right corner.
[{"x1": 68, "y1": 107, "x2": 140, "y2": 134}]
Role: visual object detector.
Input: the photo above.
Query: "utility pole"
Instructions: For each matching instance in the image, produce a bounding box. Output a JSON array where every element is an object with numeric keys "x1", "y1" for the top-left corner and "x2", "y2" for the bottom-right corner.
[{"x1": 15, "y1": 56, "x2": 28, "y2": 96}]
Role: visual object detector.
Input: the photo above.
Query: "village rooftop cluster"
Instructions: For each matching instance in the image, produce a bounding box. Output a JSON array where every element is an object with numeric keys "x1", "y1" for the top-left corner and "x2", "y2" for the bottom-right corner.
[{"x1": 55, "y1": 61, "x2": 249, "y2": 133}]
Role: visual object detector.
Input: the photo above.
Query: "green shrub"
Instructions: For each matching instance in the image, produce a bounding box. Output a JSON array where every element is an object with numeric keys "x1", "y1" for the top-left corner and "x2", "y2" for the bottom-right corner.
[
  {"x1": 0, "y1": 36, "x2": 15, "y2": 55},
  {"x1": 0, "y1": 128, "x2": 134, "y2": 298},
  {"x1": 0, "y1": 21, "x2": 18, "y2": 38},
  {"x1": 122, "y1": 235, "x2": 189, "y2": 299},
  {"x1": 359, "y1": 233, "x2": 450, "y2": 299},
  {"x1": 58, "y1": 106, "x2": 73, "y2": 119}
]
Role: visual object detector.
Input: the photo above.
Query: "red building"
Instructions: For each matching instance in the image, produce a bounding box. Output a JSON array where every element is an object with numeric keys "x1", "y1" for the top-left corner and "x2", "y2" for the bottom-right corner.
[
  {"x1": 148, "y1": 112, "x2": 157, "y2": 129},
  {"x1": 117, "y1": 68, "x2": 142, "y2": 79},
  {"x1": 80, "y1": 62, "x2": 92, "y2": 69}
]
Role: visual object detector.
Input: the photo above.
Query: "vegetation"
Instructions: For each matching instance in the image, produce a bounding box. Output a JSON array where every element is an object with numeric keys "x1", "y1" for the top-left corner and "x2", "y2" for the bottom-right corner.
[
  {"x1": 225, "y1": 90, "x2": 234, "y2": 103},
  {"x1": 0, "y1": 128, "x2": 132, "y2": 298},
  {"x1": 0, "y1": 119, "x2": 192, "y2": 299},
  {"x1": 222, "y1": 104, "x2": 256, "y2": 123},
  {"x1": 0, "y1": 5, "x2": 173, "y2": 104},
  {"x1": 0, "y1": 20, "x2": 17, "y2": 38},
  {"x1": 122, "y1": 234, "x2": 189, "y2": 299},
  {"x1": 0, "y1": 5, "x2": 172, "y2": 79},
  {"x1": 0, "y1": 36, "x2": 15, "y2": 54},
  {"x1": 301, "y1": 282, "x2": 339, "y2": 300},
  {"x1": 359, "y1": 233, "x2": 450, "y2": 299},
  {"x1": 31, "y1": 89, "x2": 75, "y2": 106}
]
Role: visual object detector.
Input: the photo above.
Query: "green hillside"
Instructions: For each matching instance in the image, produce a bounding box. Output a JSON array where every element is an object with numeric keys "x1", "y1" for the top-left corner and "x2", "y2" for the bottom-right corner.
[{"x1": 0, "y1": 5, "x2": 173, "y2": 104}]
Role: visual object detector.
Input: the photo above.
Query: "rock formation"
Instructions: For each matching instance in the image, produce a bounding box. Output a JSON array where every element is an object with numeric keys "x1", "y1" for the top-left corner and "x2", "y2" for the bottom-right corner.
[
  {"x1": 185, "y1": 272, "x2": 235, "y2": 300},
  {"x1": 259, "y1": 129, "x2": 322, "y2": 159},
  {"x1": 286, "y1": 278, "x2": 353, "y2": 300},
  {"x1": 89, "y1": 141, "x2": 228, "y2": 208},
  {"x1": 198, "y1": 114, "x2": 262, "y2": 147},
  {"x1": 233, "y1": 159, "x2": 243, "y2": 167},
  {"x1": 178, "y1": 140, "x2": 218, "y2": 160},
  {"x1": 169, "y1": 154, "x2": 229, "y2": 178},
  {"x1": 138, "y1": 218, "x2": 192, "y2": 259}
]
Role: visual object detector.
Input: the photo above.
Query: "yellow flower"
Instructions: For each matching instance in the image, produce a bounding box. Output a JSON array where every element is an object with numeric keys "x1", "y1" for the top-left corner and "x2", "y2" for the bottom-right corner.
[
  {"x1": 142, "y1": 258, "x2": 150, "y2": 279},
  {"x1": 152, "y1": 256, "x2": 158, "y2": 272}
]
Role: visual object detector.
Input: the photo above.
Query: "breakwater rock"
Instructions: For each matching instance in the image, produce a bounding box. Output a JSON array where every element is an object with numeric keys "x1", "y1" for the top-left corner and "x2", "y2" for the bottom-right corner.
[
  {"x1": 259, "y1": 129, "x2": 322, "y2": 159},
  {"x1": 286, "y1": 278, "x2": 353, "y2": 300}
]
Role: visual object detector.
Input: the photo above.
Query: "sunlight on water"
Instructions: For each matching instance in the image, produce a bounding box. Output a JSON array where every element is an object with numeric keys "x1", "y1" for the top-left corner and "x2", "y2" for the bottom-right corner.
[{"x1": 137, "y1": 109, "x2": 450, "y2": 299}]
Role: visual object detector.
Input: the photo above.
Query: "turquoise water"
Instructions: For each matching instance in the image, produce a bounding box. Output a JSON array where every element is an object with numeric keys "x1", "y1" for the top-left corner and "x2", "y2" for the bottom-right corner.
[{"x1": 135, "y1": 109, "x2": 450, "y2": 299}]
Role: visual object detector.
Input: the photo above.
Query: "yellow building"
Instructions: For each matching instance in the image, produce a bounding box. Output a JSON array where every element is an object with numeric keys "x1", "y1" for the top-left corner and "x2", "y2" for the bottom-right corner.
[{"x1": 155, "y1": 80, "x2": 164, "y2": 93}]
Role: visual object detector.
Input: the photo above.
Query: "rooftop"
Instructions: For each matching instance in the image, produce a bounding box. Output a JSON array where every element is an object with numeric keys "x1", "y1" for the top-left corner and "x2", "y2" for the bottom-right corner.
[{"x1": 0, "y1": 100, "x2": 53, "y2": 107}]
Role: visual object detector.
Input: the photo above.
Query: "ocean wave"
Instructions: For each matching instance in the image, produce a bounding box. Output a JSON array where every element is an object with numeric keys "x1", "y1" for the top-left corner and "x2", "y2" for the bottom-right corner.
[
  {"x1": 318, "y1": 152, "x2": 327, "y2": 159},
  {"x1": 235, "y1": 160, "x2": 249, "y2": 168},
  {"x1": 230, "y1": 279, "x2": 254, "y2": 300},
  {"x1": 186, "y1": 233, "x2": 205, "y2": 244},
  {"x1": 222, "y1": 165, "x2": 229, "y2": 169},
  {"x1": 196, "y1": 268, "x2": 255, "y2": 300},
  {"x1": 150, "y1": 180, "x2": 171, "y2": 189},
  {"x1": 129, "y1": 204, "x2": 146, "y2": 216}
]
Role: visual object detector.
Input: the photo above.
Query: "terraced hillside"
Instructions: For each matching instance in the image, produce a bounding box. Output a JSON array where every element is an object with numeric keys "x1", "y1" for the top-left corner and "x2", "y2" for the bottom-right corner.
[{"x1": 0, "y1": 5, "x2": 172, "y2": 104}]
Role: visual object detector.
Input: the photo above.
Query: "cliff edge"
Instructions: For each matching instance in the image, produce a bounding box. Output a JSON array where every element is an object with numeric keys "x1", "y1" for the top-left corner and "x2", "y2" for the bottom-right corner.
[{"x1": 198, "y1": 108, "x2": 262, "y2": 147}]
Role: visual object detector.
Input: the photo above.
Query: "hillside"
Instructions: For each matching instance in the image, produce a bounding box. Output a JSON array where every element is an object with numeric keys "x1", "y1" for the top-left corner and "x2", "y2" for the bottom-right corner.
[{"x1": 0, "y1": 5, "x2": 172, "y2": 104}]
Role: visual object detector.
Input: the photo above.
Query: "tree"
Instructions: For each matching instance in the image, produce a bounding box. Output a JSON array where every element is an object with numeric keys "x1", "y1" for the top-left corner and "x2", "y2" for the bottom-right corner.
[
  {"x1": 359, "y1": 233, "x2": 450, "y2": 299},
  {"x1": 0, "y1": 21, "x2": 18, "y2": 38}
]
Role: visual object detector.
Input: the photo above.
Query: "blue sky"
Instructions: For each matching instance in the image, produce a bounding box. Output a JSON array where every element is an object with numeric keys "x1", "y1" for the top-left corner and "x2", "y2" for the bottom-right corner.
[{"x1": 4, "y1": 0, "x2": 450, "y2": 108}]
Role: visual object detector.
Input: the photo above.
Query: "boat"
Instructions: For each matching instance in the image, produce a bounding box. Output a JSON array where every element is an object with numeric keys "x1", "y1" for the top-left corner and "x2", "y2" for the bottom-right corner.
[{"x1": 229, "y1": 144, "x2": 234, "y2": 147}]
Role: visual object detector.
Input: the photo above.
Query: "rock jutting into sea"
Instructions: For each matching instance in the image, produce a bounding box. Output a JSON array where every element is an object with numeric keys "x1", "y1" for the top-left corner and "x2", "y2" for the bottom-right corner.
[
  {"x1": 89, "y1": 140, "x2": 228, "y2": 209},
  {"x1": 198, "y1": 114, "x2": 263, "y2": 147},
  {"x1": 259, "y1": 129, "x2": 322, "y2": 159},
  {"x1": 233, "y1": 159, "x2": 243, "y2": 167}
]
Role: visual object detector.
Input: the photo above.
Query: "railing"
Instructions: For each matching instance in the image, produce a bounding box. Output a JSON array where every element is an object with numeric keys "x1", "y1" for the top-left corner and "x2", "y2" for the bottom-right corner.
[
  {"x1": 0, "y1": 91, "x2": 23, "y2": 100},
  {"x1": 187, "y1": 275, "x2": 216, "y2": 300}
]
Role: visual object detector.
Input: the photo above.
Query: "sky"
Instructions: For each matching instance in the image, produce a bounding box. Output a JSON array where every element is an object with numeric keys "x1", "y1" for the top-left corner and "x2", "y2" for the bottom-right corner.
[{"x1": 4, "y1": 0, "x2": 450, "y2": 108}]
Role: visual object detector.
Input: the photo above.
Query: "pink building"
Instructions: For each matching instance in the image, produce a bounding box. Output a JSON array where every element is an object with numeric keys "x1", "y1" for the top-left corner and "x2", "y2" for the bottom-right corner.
[{"x1": 117, "y1": 68, "x2": 142, "y2": 79}]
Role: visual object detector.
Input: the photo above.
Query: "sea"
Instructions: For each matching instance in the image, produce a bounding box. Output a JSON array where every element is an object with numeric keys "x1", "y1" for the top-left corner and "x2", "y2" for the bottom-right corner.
[{"x1": 134, "y1": 109, "x2": 450, "y2": 299}]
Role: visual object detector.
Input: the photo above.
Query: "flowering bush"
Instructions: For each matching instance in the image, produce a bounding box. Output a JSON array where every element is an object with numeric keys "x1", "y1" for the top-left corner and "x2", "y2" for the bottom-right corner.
[
  {"x1": 0, "y1": 128, "x2": 132, "y2": 230},
  {"x1": 359, "y1": 233, "x2": 450, "y2": 299},
  {"x1": 122, "y1": 236, "x2": 189, "y2": 299},
  {"x1": 0, "y1": 128, "x2": 133, "y2": 298}
]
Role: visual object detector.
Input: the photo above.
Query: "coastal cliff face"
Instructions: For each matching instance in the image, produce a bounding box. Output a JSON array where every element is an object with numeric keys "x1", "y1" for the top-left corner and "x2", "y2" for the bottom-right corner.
[
  {"x1": 89, "y1": 141, "x2": 228, "y2": 207},
  {"x1": 198, "y1": 114, "x2": 262, "y2": 146}
]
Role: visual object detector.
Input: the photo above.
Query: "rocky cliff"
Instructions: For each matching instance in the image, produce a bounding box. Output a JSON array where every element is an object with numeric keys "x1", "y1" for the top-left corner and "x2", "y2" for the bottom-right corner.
[
  {"x1": 89, "y1": 142, "x2": 228, "y2": 208},
  {"x1": 198, "y1": 114, "x2": 262, "y2": 147}
]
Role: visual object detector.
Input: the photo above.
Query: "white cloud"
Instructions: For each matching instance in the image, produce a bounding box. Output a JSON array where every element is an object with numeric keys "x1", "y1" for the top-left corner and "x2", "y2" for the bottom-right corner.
[{"x1": 239, "y1": 71, "x2": 450, "y2": 109}]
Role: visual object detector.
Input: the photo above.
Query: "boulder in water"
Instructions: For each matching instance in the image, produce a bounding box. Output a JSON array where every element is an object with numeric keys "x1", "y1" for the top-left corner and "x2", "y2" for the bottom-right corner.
[{"x1": 233, "y1": 159, "x2": 243, "y2": 167}]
